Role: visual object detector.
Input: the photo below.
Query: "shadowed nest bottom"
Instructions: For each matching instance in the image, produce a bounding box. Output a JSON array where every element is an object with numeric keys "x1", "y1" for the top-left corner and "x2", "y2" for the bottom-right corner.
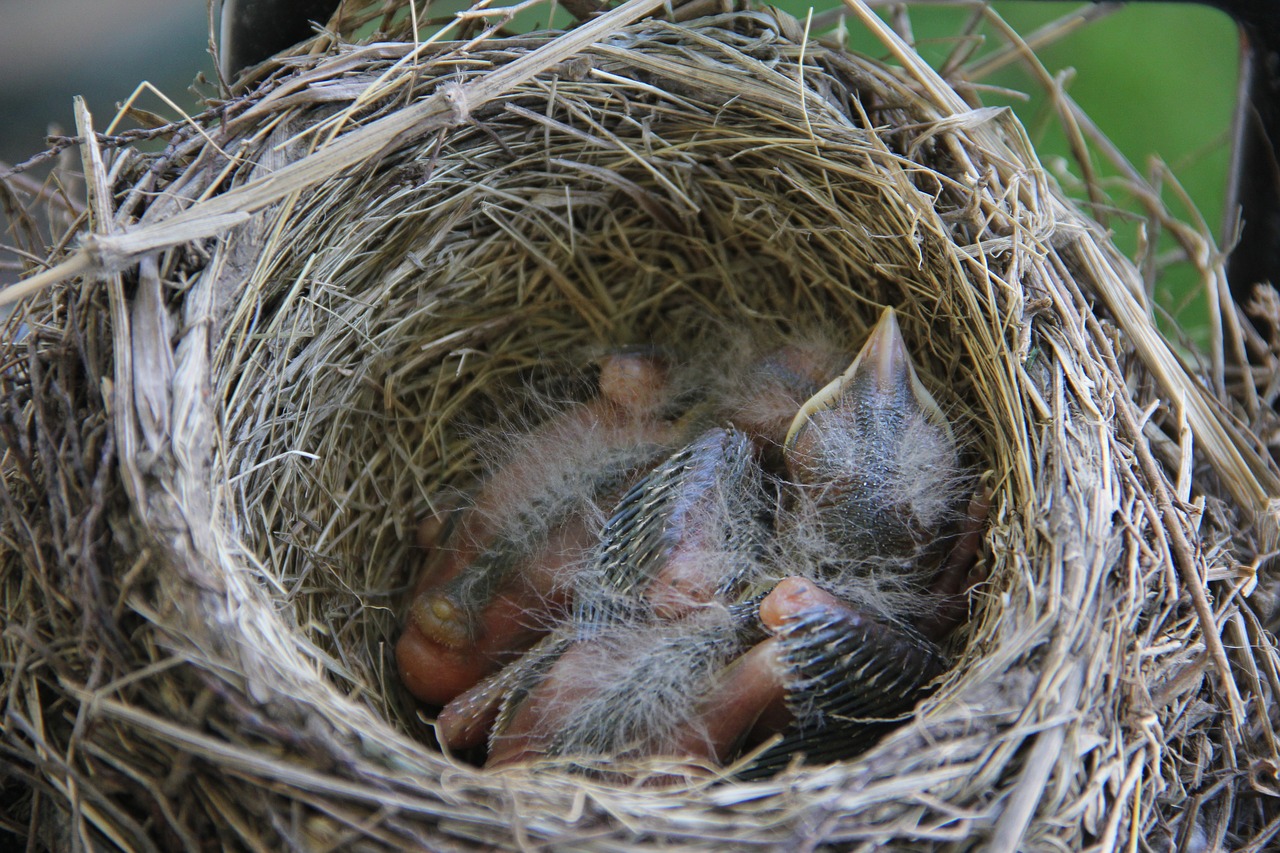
[{"x1": 2, "y1": 6, "x2": 1279, "y2": 851}]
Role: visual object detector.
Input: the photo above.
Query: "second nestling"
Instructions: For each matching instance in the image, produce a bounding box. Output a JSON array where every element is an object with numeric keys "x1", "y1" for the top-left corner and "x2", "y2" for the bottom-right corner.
[{"x1": 396, "y1": 308, "x2": 990, "y2": 776}]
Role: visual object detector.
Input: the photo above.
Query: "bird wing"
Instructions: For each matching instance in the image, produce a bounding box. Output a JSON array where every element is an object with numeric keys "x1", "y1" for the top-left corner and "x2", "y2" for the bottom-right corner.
[
  {"x1": 743, "y1": 599, "x2": 948, "y2": 777},
  {"x1": 573, "y1": 427, "x2": 771, "y2": 629}
]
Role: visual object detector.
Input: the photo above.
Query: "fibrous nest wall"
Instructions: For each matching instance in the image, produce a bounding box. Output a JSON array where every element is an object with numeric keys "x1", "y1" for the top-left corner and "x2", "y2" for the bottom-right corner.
[{"x1": 2, "y1": 0, "x2": 1279, "y2": 850}]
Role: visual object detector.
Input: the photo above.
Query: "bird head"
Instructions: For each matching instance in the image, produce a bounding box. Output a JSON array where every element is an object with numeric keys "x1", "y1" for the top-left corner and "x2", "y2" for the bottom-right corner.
[{"x1": 781, "y1": 307, "x2": 961, "y2": 568}]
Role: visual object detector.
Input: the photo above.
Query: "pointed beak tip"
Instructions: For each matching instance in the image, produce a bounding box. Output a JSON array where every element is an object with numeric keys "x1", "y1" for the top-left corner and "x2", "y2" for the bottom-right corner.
[
  {"x1": 784, "y1": 307, "x2": 935, "y2": 450},
  {"x1": 860, "y1": 308, "x2": 911, "y2": 390},
  {"x1": 783, "y1": 308, "x2": 904, "y2": 448}
]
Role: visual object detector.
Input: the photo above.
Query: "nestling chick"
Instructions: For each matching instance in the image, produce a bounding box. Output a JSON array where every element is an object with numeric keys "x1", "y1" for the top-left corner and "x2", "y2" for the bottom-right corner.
[
  {"x1": 484, "y1": 610, "x2": 752, "y2": 767},
  {"x1": 574, "y1": 427, "x2": 772, "y2": 627},
  {"x1": 475, "y1": 427, "x2": 772, "y2": 765},
  {"x1": 396, "y1": 351, "x2": 682, "y2": 707},
  {"x1": 779, "y1": 306, "x2": 968, "y2": 620},
  {"x1": 722, "y1": 307, "x2": 978, "y2": 770},
  {"x1": 415, "y1": 312, "x2": 987, "y2": 776}
]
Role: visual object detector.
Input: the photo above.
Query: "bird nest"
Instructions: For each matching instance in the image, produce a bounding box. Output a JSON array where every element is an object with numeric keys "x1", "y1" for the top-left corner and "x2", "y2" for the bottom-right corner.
[{"x1": 3, "y1": 0, "x2": 1280, "y2": 849}]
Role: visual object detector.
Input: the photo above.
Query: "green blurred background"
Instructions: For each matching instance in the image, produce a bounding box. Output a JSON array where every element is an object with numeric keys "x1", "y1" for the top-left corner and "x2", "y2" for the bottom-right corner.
[
  {"x1": 0, "y1": 0, "x2": 1240, "y2": 332},
  {"x1": 844, "y1": 2, "x2": 1239, "y2": 340}
]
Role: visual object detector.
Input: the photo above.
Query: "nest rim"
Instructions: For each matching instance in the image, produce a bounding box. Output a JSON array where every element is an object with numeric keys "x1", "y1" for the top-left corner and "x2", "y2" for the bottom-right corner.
[{"x1": 2, "y1": 2, "x2": 1277, "y2": 850}]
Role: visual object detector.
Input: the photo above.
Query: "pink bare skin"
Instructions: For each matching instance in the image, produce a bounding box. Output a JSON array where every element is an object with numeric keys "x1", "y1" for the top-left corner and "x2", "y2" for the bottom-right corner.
[
  {"x1": 648, "y1": 550, "x2": 725, "y2": 620},
  {"x1": 682, "y1": 577, "x2": 848, "y2": 759},
  {"x1": 435, "y1": 669, "x2": 508, "y2": 751},
  {"x1": 668, "y1": 638, "x2": 791, "y2": 763},
  {"x1": 396, "y1": 517, "x2": 589, "y2": 706},
  {"x1": 397, "y1": 353, "x2": 677, "y2": 708},
  {"x1": 481, "y1": 579, "x2": 840, "y2": 769}
]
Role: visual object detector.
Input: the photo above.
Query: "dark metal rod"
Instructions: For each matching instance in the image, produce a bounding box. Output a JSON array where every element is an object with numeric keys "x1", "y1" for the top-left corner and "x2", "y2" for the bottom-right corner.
[
  {"x1": 1014, "y1": 0, "x2": 1280, "y2": 304},
  {"x1": 1223, "y1": 10, "x2": 1280, "y2": 301},
  {"x1": 218, "y1": 0, "x2": 344, "y2": 80}
]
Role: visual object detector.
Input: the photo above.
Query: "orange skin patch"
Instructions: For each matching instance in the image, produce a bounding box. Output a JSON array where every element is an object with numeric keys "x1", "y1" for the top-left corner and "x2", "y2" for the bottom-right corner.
[
  {"x1": 398, "y1": 500, "x2": 596, "y2": 707},
  {"x1": 598, "y1": 350, "x2": 669, "y2": 415},
  {"x1": 671, "y1": 639, "x2": 790, "y2": 764},
  {"x1": 647, "y1": 553, "x2": 722, "y2": 620},
  {"x1": 759, "y1": 576, "x2": 836, "y2": 630},
  {"x1": 645, "y1": 505, "x2": 737, "y2": 620}
]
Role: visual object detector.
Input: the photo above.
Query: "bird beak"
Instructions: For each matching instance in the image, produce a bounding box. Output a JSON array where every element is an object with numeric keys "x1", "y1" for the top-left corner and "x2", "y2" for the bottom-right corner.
[{"x1": 784, "y1": 306, "x2": 951, "y2": 448}]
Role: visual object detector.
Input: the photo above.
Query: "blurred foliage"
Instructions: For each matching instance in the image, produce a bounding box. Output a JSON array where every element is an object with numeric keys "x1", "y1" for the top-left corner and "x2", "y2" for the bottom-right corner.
[
  {"x1": 775, "y1": 2, "x2": 1236, "y2": 341},
  {"x1": 858, "y1": 2, "x2": 1237, "y2": 341},
  {"x1": 508, "y1": 0, "x2": 1238, "y2": 338}
]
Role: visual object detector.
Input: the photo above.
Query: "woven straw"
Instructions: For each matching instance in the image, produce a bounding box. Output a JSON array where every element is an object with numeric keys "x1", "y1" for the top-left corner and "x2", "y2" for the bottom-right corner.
[{"x1": 3, "y1": 1, "x2": 1279, "y2": 849}]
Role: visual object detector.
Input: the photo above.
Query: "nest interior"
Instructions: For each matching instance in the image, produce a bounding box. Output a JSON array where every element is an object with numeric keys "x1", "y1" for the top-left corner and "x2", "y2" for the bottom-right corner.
[{"x1": 3, "y1": 2, "x2": 1279, "y2": 850}]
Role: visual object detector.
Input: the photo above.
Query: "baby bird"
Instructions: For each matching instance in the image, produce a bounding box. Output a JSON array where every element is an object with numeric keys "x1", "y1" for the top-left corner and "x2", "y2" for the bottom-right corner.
[
  {"x1": 682, "y1": 576, "x2": 951, "y2": 777},
  {"x1": 779, "y1": 306, "x2": 967, "y2": 617},
  {"x1": 477, "y1": 427, "x2": 772, "y2": 766},
  {"x1": 396, "y1": 351, "x2": 683, "y2": 707},
  {"x1": 732, "y1": 307, "x2": 975, "y2": 770},
  {"x1": 422, "y1": 311, "x2": 987, "y2": 775},
  {"x1": 587, "y1": 308, "x2": 971, "y2": 773},
  {"x1": 574, "y1": 427, "x2": 772, "y2": 626},
  {"x1": 483, "y1": 611, "x2": 753, "y2": 768}
]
